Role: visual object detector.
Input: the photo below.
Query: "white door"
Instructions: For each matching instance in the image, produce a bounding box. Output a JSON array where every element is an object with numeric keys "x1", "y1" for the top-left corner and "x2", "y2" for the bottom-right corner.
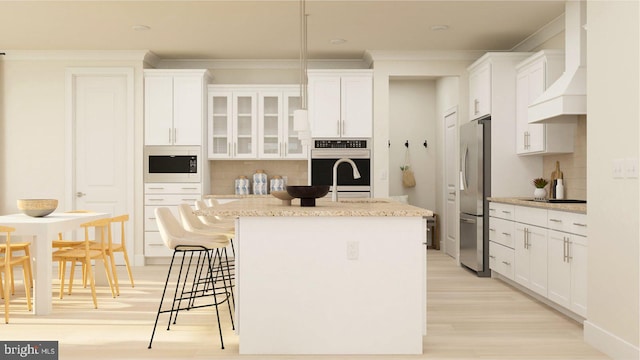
[
  {"x1": 67, "y1": 68, "x2": 134, "y2": 263},
  {"x1": 444, "y1": 109, "x2": 458, "y2": 258}
]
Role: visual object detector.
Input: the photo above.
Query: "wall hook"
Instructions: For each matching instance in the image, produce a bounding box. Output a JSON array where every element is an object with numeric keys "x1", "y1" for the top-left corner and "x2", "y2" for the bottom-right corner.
[
  {"x1": 423, "y1": 140, "x2": 428, "y2": 148},
  {"x1": 404, "y1": 141, "x2": 409, "y2": 148},
  {"x1": 388, "y1": 140, "x2": 391, "y2": 148}
]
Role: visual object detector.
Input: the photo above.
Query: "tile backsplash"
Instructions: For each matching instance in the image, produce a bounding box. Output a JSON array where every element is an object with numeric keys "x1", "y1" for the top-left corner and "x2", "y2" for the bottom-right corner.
[
  {"x1": 209, "y1": 160, "x2": 308, "y2": 195},
  {"x1": 542, "y1": 116, "x2": 587, "y2": 200}
]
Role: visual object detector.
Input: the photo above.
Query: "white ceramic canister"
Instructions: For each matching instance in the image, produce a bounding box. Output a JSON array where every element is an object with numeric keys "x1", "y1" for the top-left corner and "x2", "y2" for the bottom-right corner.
[
  {"x1": 235, "y1": 176, "x2": 250, "y2": 195},
  {"x1": 253, "y1": 170, "x2": 268, "y2": 195},
  {"x1": 270, "y1": 175, "x2": 285, "y2": 192}
]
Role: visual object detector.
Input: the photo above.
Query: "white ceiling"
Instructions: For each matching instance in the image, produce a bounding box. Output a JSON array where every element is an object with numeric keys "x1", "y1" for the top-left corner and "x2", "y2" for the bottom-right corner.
[{"x1": 0, "y1": 0, "x2": 566, "y2": 60}]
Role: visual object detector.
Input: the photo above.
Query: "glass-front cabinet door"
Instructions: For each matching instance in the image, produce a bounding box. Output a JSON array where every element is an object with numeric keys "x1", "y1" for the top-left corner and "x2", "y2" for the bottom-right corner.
[
  {"x1": 259, "y1": 92, "x2": 283, "y2": 159},
  {"x1": 208, "y1": 92, "x2": 233, "y2": 158},
  {"x1": 232, "y1": 92, "x2": 258, "y2": 158},
  {"x1": 283, "y1": 92, "x2": 307, "y2": 159}
]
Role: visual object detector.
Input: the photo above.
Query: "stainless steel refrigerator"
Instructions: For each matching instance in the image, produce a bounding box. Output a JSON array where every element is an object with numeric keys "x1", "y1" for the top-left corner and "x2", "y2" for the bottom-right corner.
[{"x1": 459, "y1": 116, "x2": 491, "y2": 277}]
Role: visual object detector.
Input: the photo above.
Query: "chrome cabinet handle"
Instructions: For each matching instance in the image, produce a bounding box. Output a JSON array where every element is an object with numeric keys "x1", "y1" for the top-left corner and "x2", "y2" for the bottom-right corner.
[
  {"x1": 174, "y1": 128, "x2": 177, "y2": 143},
  {"x1": 148, "y1": 187, "x2": 165, "y2": 190},
  {"x1": 502, "y1": 261, "x2": 511, "y2": 266},
  {"x1": 148, "y1": 198, "x2": 163, "y2": 201},
  {"x1": 549, "y1": 219, "x2": 562, "y2": 223},
  {"x1": 567, "y1": 239, "x2": 573, "y2": 262},
  {"x1": 573, "y1": 223, "x2": 587, "y2": 227},
  {"x1": 489, "y1": 228, "x2": 495, "y2": 231},
  {"x1": 502, "y1": 232, "x2": 511, "y2": 236},
  {"x1": 563, "y1": 236, "x2": 568, "y2": 263},
  {"x1": 168, "y1": 128, "x2": 172, "y2": 143},
  {"x1": 502, "y1": 210, "x2": 511, "y2": 214},
  {"x1": 474, "y1": 99, "x2": 479, "y2": 115},
  {"x1": 76, "y1": 192, "x2": 86, "y2": 198},
  {"x1": 181, "y1": 187, "x2": 198, "y2": 190},
  {"x1": 489, "y1": 255, "x2": 496, "y2": 259}
]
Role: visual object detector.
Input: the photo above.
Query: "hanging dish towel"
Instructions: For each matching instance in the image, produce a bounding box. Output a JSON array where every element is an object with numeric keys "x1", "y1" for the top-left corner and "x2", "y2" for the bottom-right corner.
[{"x1": 402, "y1": 147, "x2": 416, "y2": 188}]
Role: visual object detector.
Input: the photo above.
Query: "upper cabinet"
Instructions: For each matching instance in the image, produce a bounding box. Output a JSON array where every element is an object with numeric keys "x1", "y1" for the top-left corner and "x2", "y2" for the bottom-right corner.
[
  {"x1": 144, "y1": 69, "x2": 210, "y2": 146},
  {"x1": 468, "y1": 61, "x2": 492, "y2": 120},
  {"x1": 208, "y1": 85, "x2": 307, "y2": 160},
  {"x1": 515, "y1": 50, "x2": 576, "y2": 155},
  {"x1": 308, "y1": 70, "x2": 373, "y2": 138}
]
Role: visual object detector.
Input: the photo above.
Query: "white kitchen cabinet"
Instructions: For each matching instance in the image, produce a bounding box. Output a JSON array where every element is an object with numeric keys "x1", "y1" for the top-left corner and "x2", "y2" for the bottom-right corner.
[
  {"x1": 514, "y1": 222, "x2": 548, "y2": 296},
  {"x1": 144, "y1": 183, "x2": 202, "y2": 258},
  {"x1": 144, "y1": 70, "x2": 210, "y2": 146},
  {"x1": 468, "y1": 61, "x2": 491, "y2": 120},
  {"x1": 547, "y1": 210, "x2": 588, "y2": 317},
  {"x1": 308, "y1": 70, "x2": 373, "y2": 138},
  {"x1": 489, "y1": 201, "x2": 587, "y2": 317},
  {"x1": 208, "y1": 85, "x2": 307, "y2": 159},
  {"x1": 515, "y1": 50, "x2": 576, "y2": 155}
]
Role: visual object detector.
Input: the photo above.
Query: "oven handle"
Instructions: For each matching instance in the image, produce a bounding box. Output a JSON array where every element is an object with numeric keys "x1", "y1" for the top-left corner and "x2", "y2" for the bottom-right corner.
[{"x1": 310, "y1": 149, "x2": 371, "y2": 159}]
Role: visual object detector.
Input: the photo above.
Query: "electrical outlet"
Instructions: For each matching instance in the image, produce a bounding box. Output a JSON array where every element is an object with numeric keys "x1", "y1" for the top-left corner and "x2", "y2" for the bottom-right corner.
[
  {"x1": 625, "y1": 157, "x2": 639, "y2": 178},
  {"x1": 612, "y1": 158, "x2": 625, "y2": 179},
  {"x1": 347, "y1": 241, "x2": 359, "y2": 260}
]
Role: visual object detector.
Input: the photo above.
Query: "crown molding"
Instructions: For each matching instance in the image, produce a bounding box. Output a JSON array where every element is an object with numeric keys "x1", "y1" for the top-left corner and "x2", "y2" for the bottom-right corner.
[
  {"x1": 510, "y1": 13, "x2": 564, "y2": 52},
  {"x1": 154, "y1": 58, "x2": 369, "y2": 70},
  {"x1": 0, "y1": 50, "x2": 149, "y2": 62},
  {"x1": 364, "y1": 50, "x2": 487, "y2": 64}
]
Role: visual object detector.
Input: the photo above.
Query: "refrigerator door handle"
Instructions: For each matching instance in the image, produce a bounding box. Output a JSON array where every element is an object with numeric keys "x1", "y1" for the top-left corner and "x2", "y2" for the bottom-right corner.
[
  {"x1": 460, "y1": 217, "x2": 476, "y2": 224},
  {"x1": 460, "y1": 145, "x2": 469, "y2": 191}
]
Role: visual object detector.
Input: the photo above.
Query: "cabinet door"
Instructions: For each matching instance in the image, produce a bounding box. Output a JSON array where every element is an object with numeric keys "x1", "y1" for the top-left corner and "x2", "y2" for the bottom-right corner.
[
  {"x1": 515, "y1": 71, "x2": 529, "y2": 154},
  {"x1": 208, "y1": 92, "x2": 233, "y2": 159},
  {"x1": 469, "y1": 62, "x2": 491, "y2": 120},
  {"x1": 172, "y1": 76, "x2": 203, "y2": 145},
  {"x1": 547, "y1": 230, "x2": 571, "y2": 309},
  {"x1": 513, "y1": 223, "x2": 531, "y2": 287},
  {"x1": 524, "y1": 61, "x2": 545, "y2": 153},
  {"x1": 569, "y1": 234, "x2": 588, "y2": 317},
  {"x1": 341, "y1": 75, "x2": 373, "y2": 138},
  {"x1": 528, "y1": 225, "x2": 548, "y2": 296},
  {"x1": 309, "y1": 76, "x2": 341, "y2": 137},
  {"x1": 258, "y1": 92, "x2": 283, "y2": 159},
  {"x1": 144, "y1": 76, "x2": 174, "y2": 145},
  {"x1": 233, "y1": 92, "x2": 258, "y2": 158},
  {"x1": 283, "y1": 93, "x2": 306, "y2": 159}
]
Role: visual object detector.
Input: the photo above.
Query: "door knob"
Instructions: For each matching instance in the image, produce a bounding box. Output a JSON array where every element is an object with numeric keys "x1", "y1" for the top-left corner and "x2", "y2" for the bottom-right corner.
[{"x1": 76, "y1": 192, "x2": 86, "y2": 198}]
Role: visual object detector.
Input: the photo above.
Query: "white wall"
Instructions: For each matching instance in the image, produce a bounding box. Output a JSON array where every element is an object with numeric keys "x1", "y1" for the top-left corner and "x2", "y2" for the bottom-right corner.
[
  {"x1": 388, "y1": 79, "x2": 436, "y2": 209},
  {"x1": 0, "y1": 52, "x2": 145, "y2": 261},
  {"x1": 583, "y1": 1, "x2": 640, "y2": 359}
]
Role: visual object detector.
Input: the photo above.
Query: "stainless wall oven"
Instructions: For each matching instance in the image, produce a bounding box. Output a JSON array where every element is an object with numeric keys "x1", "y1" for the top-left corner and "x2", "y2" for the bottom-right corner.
[
  {"x1": 310, "y1": 140, "x2": 371, "y2": 198},
  {"x1": 144, "y1": 146, "x2": 201, "y2": 183}
]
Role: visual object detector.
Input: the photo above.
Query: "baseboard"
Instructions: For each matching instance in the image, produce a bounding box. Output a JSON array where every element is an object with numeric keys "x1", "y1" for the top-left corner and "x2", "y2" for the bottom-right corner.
[{"x1": 584, "y1": 321, "x2": 640, "y2": 360}]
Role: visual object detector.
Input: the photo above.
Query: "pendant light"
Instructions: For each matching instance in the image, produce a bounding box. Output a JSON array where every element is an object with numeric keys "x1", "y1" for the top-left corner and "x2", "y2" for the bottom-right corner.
[{"x1": 293, "y1": 0, "x2": 311, "y2": 144}]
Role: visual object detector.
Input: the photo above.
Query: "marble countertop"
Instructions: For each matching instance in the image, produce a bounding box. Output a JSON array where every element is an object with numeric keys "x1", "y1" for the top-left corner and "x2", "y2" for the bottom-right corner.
[
  {"x1": 488, "y1": 197, "x2": 587, "y2": 214},
  {"x1": 195, "y1": 197, "x2": 433, "y2": 217}
]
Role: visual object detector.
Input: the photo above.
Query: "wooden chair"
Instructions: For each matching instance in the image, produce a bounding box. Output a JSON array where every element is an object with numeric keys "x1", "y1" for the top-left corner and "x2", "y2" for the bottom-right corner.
[
  {"x1": 85, "y1": 215, "x2": 134, "y2": 296},
  {"x1": 0, "y1": 226, "x2": 33, "y2": 323},
  {"x1": 52, "y1": 218, "x2": 116, "y2": 308}
]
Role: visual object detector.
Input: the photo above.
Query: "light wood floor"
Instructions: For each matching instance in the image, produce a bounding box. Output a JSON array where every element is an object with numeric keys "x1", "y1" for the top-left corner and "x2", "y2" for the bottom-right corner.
[{"x1": 3, "y1": 250, "x2": 609, "y2": 359}]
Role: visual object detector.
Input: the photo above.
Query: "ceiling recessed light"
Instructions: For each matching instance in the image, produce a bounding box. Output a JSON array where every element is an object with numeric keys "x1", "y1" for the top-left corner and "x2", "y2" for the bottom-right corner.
[
  {"x1": 132, "y1": 25, "x2": 151, "y2": 31},
  {"x1": 430, "y1": 25, "x2": 449, "y2": 31},
  {"x1": 330, "y1": 38, "x2": 347, "y2": 45}
]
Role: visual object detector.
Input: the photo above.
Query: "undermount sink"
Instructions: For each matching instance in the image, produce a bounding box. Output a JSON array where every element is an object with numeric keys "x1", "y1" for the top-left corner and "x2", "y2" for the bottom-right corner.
[{"x1": 526, "y1": 199, "x2": 587, "y2": 204}]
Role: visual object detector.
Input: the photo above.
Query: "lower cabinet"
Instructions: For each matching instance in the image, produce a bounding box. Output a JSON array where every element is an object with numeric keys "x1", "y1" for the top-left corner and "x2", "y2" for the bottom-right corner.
[
  {"x1": 547, "y1": 230, "x2": 588, "y2": 317},
  {"x1": 514, "y1": 223, "x2": 547, "y2": 296},
  {"x1": 488, "y1": 202, "x2": 587, "y2": 318},
  {"x1": 144, "y1": 183, "x2": 202, "y2": 258}
]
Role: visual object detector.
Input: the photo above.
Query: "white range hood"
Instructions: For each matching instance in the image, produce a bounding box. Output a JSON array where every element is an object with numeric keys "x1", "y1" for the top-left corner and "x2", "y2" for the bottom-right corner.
[{"x1": 528, "y1": 0, "x2": 586, "y2": 123}]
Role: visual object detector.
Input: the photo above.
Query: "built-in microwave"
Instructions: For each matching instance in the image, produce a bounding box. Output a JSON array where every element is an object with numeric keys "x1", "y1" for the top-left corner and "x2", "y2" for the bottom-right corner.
[{"x1": 144, "y1": 146, "x2": 201, "y2": 183}]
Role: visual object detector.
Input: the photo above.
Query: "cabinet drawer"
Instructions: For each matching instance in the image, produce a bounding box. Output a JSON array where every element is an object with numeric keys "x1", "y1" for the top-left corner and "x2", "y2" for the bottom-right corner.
[
  {"x1": 144, "y1": 231, "x2": 173, "y2": 257},
  {"x1": 514, "y1": 205, "x2": 547, "y2": 227},
  {"x1": 547, "y1": 210, "x2": 587, "y2": 236},
  {"x1": 145, "y1": 194, "x2": 202, "y2": 206},
  {"x1": 488, "y1": 202, "x2": 515, "y2": 220},
  {"x1": 489, "y1": 217, "x2": 515, "y2": 248},
  {"x1": 145, "y1": 183, "x2": 202, "y2": 194},
  {"x1": 489, "y1": 241, "x2": 515, "y2": 280},
  {"x1": 144, "y1": 205, "x2": 179, "y2": 232}
]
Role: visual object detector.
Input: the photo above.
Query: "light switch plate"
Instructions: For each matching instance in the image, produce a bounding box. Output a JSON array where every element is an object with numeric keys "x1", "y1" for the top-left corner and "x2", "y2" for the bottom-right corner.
[
  {"x1": 612, "y1": 159, "x2": 625, "y2": 179},
  {"x1": 625, "y1": 157, "x2": 639, "y2": 178}
]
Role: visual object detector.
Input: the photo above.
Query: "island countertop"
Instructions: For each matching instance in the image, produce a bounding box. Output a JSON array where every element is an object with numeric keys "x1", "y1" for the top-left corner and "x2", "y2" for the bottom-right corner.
[{"x1": 194, "y1": 197, "x2": 433, "y2": 217}]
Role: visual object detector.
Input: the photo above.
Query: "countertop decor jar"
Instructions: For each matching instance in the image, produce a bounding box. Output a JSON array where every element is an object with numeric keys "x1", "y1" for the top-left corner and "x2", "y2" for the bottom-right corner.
[
  {"x1": 270, "y1": 175, "x2": 285, "y2": 192},
  {"x1": 235, "y1": 176, "x2": 250, "y2": 195},
  {"x1": 253, "y1": 170, "x2": 268, "y2": 195}
]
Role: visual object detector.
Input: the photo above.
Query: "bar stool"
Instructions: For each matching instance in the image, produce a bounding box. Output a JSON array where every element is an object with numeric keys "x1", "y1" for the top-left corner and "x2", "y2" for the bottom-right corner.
[
  {"x1": 148, "y1": 207, "x2": 234, "y2": 350},
  {"x1": 193, "y1": 200, "x2": 236, "y2": 257}
]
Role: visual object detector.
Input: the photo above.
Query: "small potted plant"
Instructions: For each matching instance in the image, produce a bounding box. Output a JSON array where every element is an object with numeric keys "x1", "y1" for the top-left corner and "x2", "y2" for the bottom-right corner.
[{"x1": 532, "y1": 178, "x2": 549, "y2": 201}]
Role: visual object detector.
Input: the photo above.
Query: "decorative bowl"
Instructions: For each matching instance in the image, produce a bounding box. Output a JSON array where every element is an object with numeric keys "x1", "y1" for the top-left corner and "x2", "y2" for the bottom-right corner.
[
  {"x1": 17, "y1": 199, "x2": 58, "y2": 217},
  {"x1": 286, "y1": 185, "x2": 330, "y2": 207},
  {"x1": 271, "y1": 190, "x2": 294, "y2": 206}
]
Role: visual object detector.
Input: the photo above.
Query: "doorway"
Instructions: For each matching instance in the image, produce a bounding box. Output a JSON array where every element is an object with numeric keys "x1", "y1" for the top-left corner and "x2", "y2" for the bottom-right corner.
[{"x1": 65, "y1": 68, "x2": 135, "y2": 263}]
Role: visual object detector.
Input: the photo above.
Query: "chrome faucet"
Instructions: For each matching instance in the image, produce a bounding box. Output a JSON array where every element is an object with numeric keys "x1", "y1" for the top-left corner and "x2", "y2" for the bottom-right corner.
[{"x1": 332, "y1": 158, "x2": 361, "y2": 202}]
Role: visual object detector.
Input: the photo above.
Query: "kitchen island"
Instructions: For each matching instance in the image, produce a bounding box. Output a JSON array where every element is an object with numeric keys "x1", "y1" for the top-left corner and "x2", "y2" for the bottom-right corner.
[{"x1": 196, "y1": 197, "x2": 431, "y2": 355}]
